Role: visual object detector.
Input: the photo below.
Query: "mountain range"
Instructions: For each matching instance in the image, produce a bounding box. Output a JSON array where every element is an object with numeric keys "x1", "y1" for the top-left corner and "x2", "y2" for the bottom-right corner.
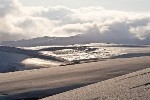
[
  {"x1": 0, "y1": 32, "x2": 103, "y2": 47},
  {"x1": 1, "y1": 32, "x2": 149, "y2": 47}
]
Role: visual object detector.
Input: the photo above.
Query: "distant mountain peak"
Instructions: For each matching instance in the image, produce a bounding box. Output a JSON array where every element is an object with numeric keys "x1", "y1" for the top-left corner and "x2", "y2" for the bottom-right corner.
[{"x1": 0, "y1": 33, "x2": 102, "y2": 47}]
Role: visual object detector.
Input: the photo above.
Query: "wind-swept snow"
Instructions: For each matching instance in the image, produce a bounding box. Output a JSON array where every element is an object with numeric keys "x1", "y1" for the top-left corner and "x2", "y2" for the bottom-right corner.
[
  {"x1": 41, "y1": 68, "x2": 150, "y2": 100},
  {"x1": 22, "y1": 58, "x2": 62, "y2": 67},
  {"x1": 39, "y1": 44, "x2": 150, "y2": 62},
  {"x1": 40, "y1": 47, "x2": 124, "y2": 61},
  {"x1": 0, "y1": 46, "x2": 64, "y2": 73},
  {"x1": 0, "y1": 44, "x2": 150, "y2": 73},
  {"x1": 0, "y1": 51, "x2": 28, "y2": 72},
  {"x1": 0, "y1": 57, "x2": 150, "y2": 100}
]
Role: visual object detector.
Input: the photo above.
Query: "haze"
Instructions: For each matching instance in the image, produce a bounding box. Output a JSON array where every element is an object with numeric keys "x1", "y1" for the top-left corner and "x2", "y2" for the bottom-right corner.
[{"x1": 0, "y1": 0, "x2": 150, "y2": 44}]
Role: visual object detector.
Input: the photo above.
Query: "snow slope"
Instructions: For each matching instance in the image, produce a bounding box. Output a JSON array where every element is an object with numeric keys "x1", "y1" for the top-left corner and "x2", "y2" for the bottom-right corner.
[
  {"x1": 42, "y1": 68, "x2": 150, "y2": 100},
  {"x1": 0, "y1": 51, "x2": 28, "y2": 72},
  {"x1": 0, "y1": 57, "x2": 150, "y2": 100},
  {"x1": 36, "y1": 44, "x2": 150, "y2": 62},
  {"x1": 0, "y1": 46, "x2": 64, "y2": 73},
  {"x1": 1, "y1": 44, "x2": 150, "y2": 73}
]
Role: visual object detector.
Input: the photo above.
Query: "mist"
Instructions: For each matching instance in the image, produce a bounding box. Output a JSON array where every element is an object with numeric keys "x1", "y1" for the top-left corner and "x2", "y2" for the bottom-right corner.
[{"x1": 0, "y1": 0, "x2": 150, "y2": 44}]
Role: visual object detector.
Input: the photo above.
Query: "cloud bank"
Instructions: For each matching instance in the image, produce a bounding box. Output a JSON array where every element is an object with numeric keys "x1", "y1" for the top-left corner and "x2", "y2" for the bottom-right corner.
[{"x1": 0, "y1": 0, "x2": 150, "y2": 44}]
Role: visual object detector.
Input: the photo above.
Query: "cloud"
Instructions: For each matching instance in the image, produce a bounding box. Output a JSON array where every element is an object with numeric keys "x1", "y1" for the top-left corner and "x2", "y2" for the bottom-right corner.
[
  {"x1": 0, "y1": 0, "x2": 150, "y2": 44},
  {"x1": 0, "y1": 0, "x2": 21, "y2": 17},
  {"x1": 130, "y1": 23, "x2": 150, "y2": 40}
]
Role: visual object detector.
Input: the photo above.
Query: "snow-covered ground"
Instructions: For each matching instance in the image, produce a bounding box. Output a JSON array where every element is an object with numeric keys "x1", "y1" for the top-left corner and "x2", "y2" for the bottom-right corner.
[
  {"x1": 0, "y1": 56, "x2": 150, "y2": 100},
  {"x1": 39, "y1": 44, "x2": 150, "y2": 62},
  {"x1": 22, "y1": 58, "x2": 62, "y2": 67},
  {"x1": 0, "y1": 46, "x2": 64, "y2": 73},
  {"x1": 0, "y1": 51, "x2": 62, "y2": 73},
  {"x1": 41, "y1": 68, "x2": 150, "y2": 100},
  {"x1": 0, "y1": 51, "x2": 28, "y2": 72},
  {"x1": 40, "y1": 47, "x2": 124, "y2": 61},
  {"x1": 0, "y1": 43, "x2": 150, "y2": 73},
  {"x1": 0, "y1": 43, "x2": 149, "y2": 99}
]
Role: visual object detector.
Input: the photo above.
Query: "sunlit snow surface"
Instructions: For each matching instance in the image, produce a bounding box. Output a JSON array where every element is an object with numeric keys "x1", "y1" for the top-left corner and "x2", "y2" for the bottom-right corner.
[
  {"x1": 22, "y1": 43, "x2": 150, "y2": 62},
  {"x1": 1, "y1": 43, "x2": 150, "y2": 73},
  {"x1": 22, "y1": 58, "x2": 62, "y2": 66},
  {"x1": 40, "y1": 48, "x2": 124, "y2": 61}
]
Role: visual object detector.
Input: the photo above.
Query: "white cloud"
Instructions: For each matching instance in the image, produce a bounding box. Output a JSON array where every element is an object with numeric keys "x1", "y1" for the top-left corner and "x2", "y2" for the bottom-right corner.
[
  {"x1": 130, "y1": 23, "x2": 150, "y2": 40},
  {"x1": 0, "y1": 0, "x2": 150, "y2": 44}
]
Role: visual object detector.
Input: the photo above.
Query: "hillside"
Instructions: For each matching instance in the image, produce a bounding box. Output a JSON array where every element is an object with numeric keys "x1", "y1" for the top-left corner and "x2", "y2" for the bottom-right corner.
[
  {"x1": 0, "y1": 56, "x2": 150, "y2": 100},
  {"x1": 0, "y1": 46, "x2": 64, "y2": 73},
  {"x1": 42, "y1": 68, "x2": 150, "y2": 100}
]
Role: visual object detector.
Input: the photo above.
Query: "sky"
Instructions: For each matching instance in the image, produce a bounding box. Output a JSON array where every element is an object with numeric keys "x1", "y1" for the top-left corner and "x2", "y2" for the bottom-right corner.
[
  {"x1": 0, "y1": 0, "x2": 150, "y2": 44},
  {"x1": 20, "y1": 0, "x2": 150, "y2": 12}
]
